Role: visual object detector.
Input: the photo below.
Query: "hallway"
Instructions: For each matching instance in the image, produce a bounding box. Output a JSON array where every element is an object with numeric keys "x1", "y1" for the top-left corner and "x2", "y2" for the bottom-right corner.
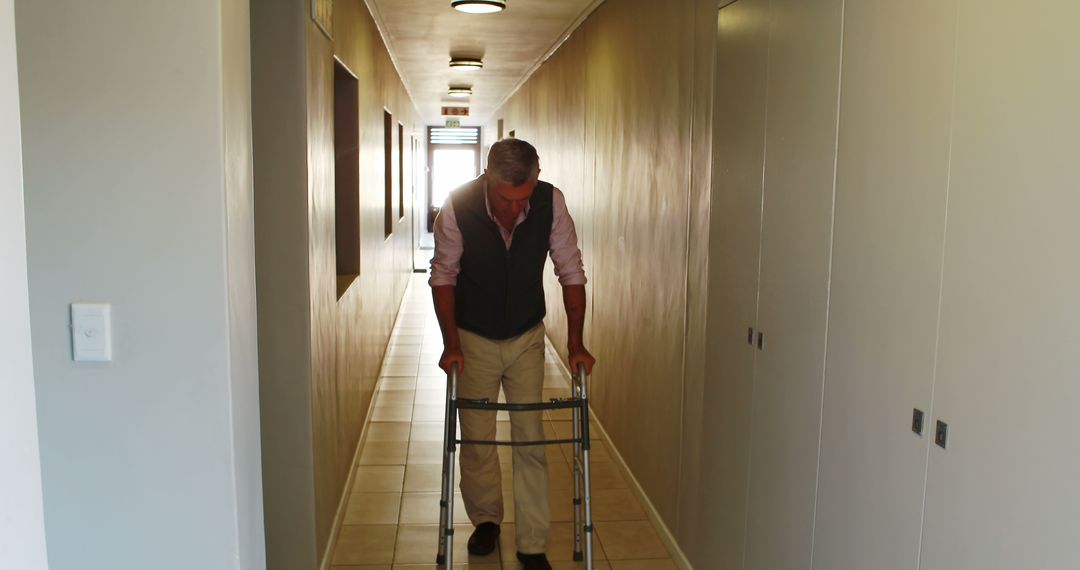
[
  {"x1": 328, "y1": 276, "x2": 675, "y2": 568},
  {"x1": 7, "y1": 0, "x2": 1080, "y2": 569}
]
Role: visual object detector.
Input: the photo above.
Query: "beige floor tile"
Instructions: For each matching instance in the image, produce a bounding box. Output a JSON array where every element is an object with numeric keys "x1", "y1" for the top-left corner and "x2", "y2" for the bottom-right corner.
[
  {"x1": 409, "y1": 421, "x2": 445, "y2": 442},
  {"x1": 366, "y1": 422, "x2": 412, "y2": 443},
  {"x1": 404, "y1": 464, "x2": 453, "y2": 492},
  {"x1": 416, "y1": 376, "x2": 446, "y2": 390},
  {"x1": 498, "y1": 522, "x2": 608, "y2": 562},
  {"x1": 591, "y1": 489, "x2": 646, "y2": 521},
  {"x1": 549, "y1": 421, "x2": 602, "y2": 442},
  {"x1": 413, "y1": 390, "x2": 445, "y2": 405},
  {"x1": 547, "y1": 461, "x2": 574, "y2": 491},
  {"x1": 549, "y1": 562, "x2": 612, "y2": 570},
  {"x1": 412, "y1": 404, "x2": 445, "y2": 422},
  {"x1": 344, "y1": 493, "x2": 402, "y2": 525},
  {"x1": 380, "y1": 377, "x2": 418, "y2": 391},
  {"x1": 543, "y1": 376, "x2": 568, "y2": 389},
  {"x1": 544, "y1": 446, "x2": 570, "y2": 466},
  {"x1": 504, "y1": 491, "x2": 519, "y2": 523},
  {"x1": 332, "y1": 525, "x2": 397, "y2": 565},
  {"x1": 549, "y1": 488, "x2": 574, "y2": 523},
  {"x1": 373, "y1": 405, "x2": 414, "y2": 422},
  {"x1": 394, "y1": 524, "x2": 501, "y2": 565},
  {"x1": 331, "y1": 565, "x2": 392, "y2": 570},
  {"x1": 546, "y1": 408, "x2": 572, "y2": 421},
  {"x1": 353, "y1": 466, "x2": 406, "y2": 493},
  {"x1": 375, "y1": 391, "x2": 416, "y2": 406},
  {"x1": 385, "y1": 353, "x2": 421, "y2": 364},
  {"x1": 381, "y1": 363, "x2": 420, "y2": 377},
  {"x1": 588, "y1": 463, "x2": 628, "y2": 490},
  {"x1": 407, "y1": 441, "x2": 444, "y2": 465},
  {"x1": 595, "y1": 521, "x2": 669, "y2": 560},
  {"x1": 561, "y1": 441, "x2": 612, "y2": 464},
  {"x1": 359, "y1": 442, "x2": 408, "y2": 466},
  {"x1": 417, "y1": 353, "x2": 442, "y2": 366},
  {"x1": 496, "y1": 421, "x2": 512, "y2": 440},
  {"x1": 399, "y1": 492, "x2": 469, "y2": 524},
  {"x1": 417, "y1": 363, "x2": 445, "y2": 377},
  {"x1": 387, "y1": 346, "x2": 422, "y2": 359},
  {"x1": 543, "y1": 387, "x2": 573, "y2": 399},
  {"x1": 609, "y1": 560, "x2": 676, "y2": 569}
]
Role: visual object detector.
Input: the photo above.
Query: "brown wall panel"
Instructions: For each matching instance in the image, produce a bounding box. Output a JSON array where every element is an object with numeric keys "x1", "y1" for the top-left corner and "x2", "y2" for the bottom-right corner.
[
  {"x1": 311, "y1": 0, "x2": 420, "y2": 555},
  {"x1": 491, "y1": 0, "x2": 708, "y2": 554}
]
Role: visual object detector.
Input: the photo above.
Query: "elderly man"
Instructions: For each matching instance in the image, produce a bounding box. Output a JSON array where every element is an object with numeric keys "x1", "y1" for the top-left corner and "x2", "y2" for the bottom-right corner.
[{"x1": 429, "y1": 138, "x2": 595, "y2": 569}]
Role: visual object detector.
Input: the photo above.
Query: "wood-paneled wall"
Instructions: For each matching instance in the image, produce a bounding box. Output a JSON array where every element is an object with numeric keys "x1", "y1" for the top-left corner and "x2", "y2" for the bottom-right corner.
[
  {"x1": 253, "y1": 0, "x2": 421, "y2": 567},
  {"x1": 487, "y1": 0, "x2": 716, "y2": 563}
]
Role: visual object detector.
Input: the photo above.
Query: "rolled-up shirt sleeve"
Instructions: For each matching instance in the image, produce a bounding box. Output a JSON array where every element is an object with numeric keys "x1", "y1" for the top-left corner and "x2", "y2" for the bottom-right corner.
[
  {"x1": 550, "y1": 188, "x2": 587, "y2": 286},
  {"x1": 429, "y1": 198, "x2": 463, "y2": 287}
]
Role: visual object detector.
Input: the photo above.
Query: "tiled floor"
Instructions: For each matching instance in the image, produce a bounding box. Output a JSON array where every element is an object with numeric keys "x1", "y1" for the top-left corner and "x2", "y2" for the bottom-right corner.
[{"x1": 330, "y1": 275, "x2": 677, "y2": 569}]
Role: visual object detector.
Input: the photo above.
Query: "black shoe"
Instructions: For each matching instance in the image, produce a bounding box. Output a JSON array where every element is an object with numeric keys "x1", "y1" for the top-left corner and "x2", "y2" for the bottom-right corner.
[
  {"x1": 467, "y1": 522, "x2": 500, "y2": 555},
  {"x1": 516, "y1": 552, "x2": 552, "y2": 570}
]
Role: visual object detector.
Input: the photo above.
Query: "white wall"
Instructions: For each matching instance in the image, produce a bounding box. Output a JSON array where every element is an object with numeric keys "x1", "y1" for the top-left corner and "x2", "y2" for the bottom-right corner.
[
  {"x1": 16, "y1": 0, "x2": 263, "y2": 568},
  {"x1": 221, "y1": 0, "x2": 267, "y2": 566},
  {"x1": 0, "y1": 1, "x2": 48, "y2": 568}
]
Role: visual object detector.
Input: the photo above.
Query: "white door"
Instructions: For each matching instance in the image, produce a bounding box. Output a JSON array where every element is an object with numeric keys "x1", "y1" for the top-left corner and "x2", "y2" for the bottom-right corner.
[
  {"x1": 810, "y1": 1, "x2": 957, "y2": 569},
  {"x1": 920, "y1": 1, "x2": 1080, "y2": 568},
  {"x1": 699, "y1": 0, "x2": 770, "y2": 566},
  {"x1": 742, "y1": 0, "x2": 844, "y2": 568}
]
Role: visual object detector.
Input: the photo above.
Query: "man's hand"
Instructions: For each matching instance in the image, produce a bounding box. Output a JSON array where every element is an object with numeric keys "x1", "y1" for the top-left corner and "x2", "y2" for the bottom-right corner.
[
  {"x1": 568, "y1": 343, "x2": 596, "y2": 376},
  {"x1": 439, "y1": 345, "x2": 465, "y2": 374}
]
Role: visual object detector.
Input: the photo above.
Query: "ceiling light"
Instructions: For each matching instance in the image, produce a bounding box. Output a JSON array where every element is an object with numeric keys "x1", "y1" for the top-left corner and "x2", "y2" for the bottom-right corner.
[
  {"x1": 451, "y1": 0, "x2": 506, "y2": 14},
  {"x1": 449, "y1": 57, "x2": 484, "y2": 71},
  {"x1": 447, "y1": 86, "x2": 473, "y2": 98}
]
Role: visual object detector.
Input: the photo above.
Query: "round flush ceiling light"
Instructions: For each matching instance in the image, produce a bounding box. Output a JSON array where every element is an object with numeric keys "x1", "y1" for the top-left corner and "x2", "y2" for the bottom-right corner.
[
  {"x1": 449, "y1": 57, "x2": 484, "y2": 71},
  {"x1": 451, "y1": 0, "x2": 506, "y2": 14},
  {"x1": 447, "y1": 86, "x2": 473, "y2": 98}
]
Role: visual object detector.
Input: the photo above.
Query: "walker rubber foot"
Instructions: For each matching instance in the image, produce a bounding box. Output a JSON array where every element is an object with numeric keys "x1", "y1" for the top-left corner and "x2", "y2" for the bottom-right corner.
[
  {"x1": 436, "y1": 553, "x2": 446, "y2": 565},
  {"x1": 573, "y1": 551, "x2": 584, "y2": 562}
]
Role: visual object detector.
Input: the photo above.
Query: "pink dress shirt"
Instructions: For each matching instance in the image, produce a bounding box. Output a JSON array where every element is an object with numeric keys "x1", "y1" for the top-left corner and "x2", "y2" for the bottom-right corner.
[{"x1": 429, "y1": 177, "x2": 587, "y2": 288}]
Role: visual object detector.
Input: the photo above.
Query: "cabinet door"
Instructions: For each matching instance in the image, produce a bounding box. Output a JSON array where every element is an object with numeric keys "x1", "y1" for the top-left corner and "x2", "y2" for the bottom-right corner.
[
  {"x1": 810, "y1": 2, "x2": 957, "y2": 569},
  {"x1": 742, "y1": 0, "x2": 843, "y2": 568},
  {"x1": 915, "y1": 0, "x2": 1080, "y2": 565},
  {"x1": 699, "y1": 0, "x2": 770, "y2": 566},
  {"x1": 920, "y1": 1, "x2": 1080, "y2": 569}
]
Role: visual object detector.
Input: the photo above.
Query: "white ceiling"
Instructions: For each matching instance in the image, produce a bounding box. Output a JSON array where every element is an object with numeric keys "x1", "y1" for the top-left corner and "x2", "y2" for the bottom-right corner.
[{"x1": 366, "y1": 0, "x2": 602, "y2": 127}]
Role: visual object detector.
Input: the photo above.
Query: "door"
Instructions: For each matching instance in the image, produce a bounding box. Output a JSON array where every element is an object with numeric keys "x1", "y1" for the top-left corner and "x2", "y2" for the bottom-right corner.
[
  {"x1": 810, "y1": 1, "x2": 957, "y2": 569},
  {"x1": 919, "y1": 1, "x2": 1080, "y2": 568},
  {"x1": 742, "y1": 0, "x2": 844, "y2": 568},
  {"x1": 699, "y1": 0, "x2": 770, "y2": 566}
]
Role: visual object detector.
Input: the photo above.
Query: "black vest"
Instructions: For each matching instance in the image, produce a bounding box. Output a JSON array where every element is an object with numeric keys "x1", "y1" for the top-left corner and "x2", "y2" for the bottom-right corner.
[{"x1": 452, "y1": 177, "x2": 554, "y2": 340}]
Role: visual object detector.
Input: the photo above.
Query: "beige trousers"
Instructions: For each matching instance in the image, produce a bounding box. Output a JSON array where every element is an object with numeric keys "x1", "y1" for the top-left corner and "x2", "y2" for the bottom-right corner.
[{"x1": 457, "y1": 323, "x2": 549, "y2": 554}]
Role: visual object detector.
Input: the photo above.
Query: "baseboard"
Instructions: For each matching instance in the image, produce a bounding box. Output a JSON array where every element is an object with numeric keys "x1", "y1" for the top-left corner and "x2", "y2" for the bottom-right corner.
[{"x1": 545, "y1": 338, "x2": 695, "y2": 570}]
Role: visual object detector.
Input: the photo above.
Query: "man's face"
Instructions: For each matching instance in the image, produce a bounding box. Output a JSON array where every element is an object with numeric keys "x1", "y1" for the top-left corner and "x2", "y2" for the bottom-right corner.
[{"x1": 487, "y1": 175, "x2": 538, "y2": 221}]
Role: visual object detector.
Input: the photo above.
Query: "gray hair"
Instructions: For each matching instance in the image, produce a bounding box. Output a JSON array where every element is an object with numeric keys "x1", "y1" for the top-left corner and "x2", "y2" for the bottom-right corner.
[{"x1": 486, "y1": 138, "x2": 540, "y2": 186}]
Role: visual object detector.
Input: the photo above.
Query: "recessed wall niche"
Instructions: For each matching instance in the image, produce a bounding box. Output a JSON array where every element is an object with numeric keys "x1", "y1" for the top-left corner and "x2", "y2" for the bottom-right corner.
[{"x1": 333, "y1": 59, "x2": 360, "y2": 298}]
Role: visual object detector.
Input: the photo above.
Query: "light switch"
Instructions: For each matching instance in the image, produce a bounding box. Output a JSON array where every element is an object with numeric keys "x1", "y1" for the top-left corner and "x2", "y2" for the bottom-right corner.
[{"x1": 71, "y1": 303, "x2": 112, "y2": 362}]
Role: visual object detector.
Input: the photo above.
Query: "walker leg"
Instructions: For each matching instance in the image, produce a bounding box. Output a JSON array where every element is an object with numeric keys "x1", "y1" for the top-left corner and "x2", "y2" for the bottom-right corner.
[
  {"x1": 578, "y1": 366, "x2": 595, "y2": 570},
  {"x1": 437, "y1": 367, "x2": 459, "y2": 566},
  {"x1": 572, "y1": 380, "x2": 584, "y2": 562}
]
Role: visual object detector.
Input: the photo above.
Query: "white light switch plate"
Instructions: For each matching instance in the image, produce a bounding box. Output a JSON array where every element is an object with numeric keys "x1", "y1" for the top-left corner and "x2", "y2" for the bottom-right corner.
[{"x1": 71, "y1": 303, "x2": 112, "y2": 362}]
